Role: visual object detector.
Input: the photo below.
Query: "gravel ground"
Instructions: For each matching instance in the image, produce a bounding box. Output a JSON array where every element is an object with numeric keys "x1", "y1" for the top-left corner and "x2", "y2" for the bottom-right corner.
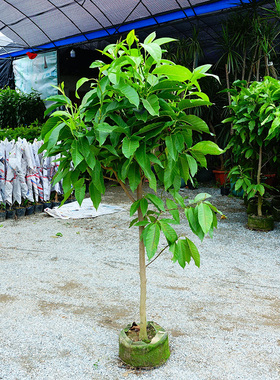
[{"x1": 0, "y1": 185, "x2": 279, "y2": 380}]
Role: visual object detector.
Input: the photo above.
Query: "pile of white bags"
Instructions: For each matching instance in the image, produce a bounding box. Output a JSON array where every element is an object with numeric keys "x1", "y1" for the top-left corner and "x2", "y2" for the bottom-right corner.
[{"x1": 0, "y1": 138, "x2": 62, "y2": 205}]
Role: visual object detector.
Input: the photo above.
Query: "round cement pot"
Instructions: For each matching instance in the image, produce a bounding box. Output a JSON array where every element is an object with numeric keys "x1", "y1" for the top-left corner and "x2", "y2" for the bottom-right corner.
[
  {"x1": 119, "y1": 322, "x2": 170, "y2": 368},
  {"x1": 247, "y1": 214, "x2": 274, "y2": 231}
]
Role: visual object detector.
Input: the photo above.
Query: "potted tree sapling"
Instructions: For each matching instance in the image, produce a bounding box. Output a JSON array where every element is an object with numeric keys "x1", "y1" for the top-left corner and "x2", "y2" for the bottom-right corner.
[
  {"x1": 40, "y1": 31, "x2": 224, "y2": 367},
  {"x1": 224, "y1": 77, "x2": 280, "y2": 231}
]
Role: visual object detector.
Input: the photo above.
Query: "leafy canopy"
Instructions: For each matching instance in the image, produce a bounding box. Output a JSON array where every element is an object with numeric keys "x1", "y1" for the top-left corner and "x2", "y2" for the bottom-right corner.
[
  {"x1": 40, "y1": 30, "x2": 224, "y2": 268},
  {"x1": 225, "y1": 77, "x2": 280, "y2": 199}
]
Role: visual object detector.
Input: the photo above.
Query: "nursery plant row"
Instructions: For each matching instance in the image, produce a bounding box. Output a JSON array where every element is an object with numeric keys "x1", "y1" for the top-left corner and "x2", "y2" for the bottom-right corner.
[{"x1": 0, "y1": 137, "x2": 63, "y2": 210}]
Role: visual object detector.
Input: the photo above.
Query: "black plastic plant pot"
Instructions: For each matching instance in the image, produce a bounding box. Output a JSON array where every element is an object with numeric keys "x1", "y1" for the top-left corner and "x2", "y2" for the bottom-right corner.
[
  {"x1": 34, "y1": 203, "x2": 44, "y2": 213},
  {"x1": 119, "y1": 322, "x2": 170, "y2": 368},
  {"x1": 220, "y1": 186, "x2": 230, "y2": 196},
  {"x1": 247, "y1": 214, "x2": 274, "y2": 231},
  {"x1": 43, "y1": 202, "x2": 52, "y2": 210},
  {"x1": 0, "y1": 210, "x2": 6, "y2": 221},
  {"x1": 51, "y1": 201, "x2": 61, "y2": 208},
  {"x1": 14, "y1": 207, "x2": 26, "y2": 218},
  {"x1": 6, "y1": 209, "x2": 15, "y2": 219},
  {"x1": 25, "y1": 205, "x2": 35, "y2": 215}
]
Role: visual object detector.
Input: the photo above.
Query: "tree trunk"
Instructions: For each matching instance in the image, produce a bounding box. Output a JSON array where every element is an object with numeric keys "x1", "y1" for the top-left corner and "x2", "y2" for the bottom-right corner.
[
  {"x1": 137, "y1": 180, "x2": 148, "y2": 341},
  {"x1": 264, "y1": 55, "x2": 269, "y2": 77},
  {"x1": 242, "y1": 48, "x2": 247, "y2": 81},
  {"x1": 257, "y1": 145, "x2": 263, "y2": 217},
  {"x1": 225, "y1": 63, "x2": 233, "y2": 136},
  {"x1": 247, "y1": 44, "x2": 258, "y2": 84}
]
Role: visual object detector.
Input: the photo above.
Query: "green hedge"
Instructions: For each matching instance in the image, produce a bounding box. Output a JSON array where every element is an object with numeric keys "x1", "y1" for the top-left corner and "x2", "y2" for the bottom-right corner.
[
  {"x1": 0, "y1": 88, "x2": 46, "y2": 128},
  {"x1": 0, "y1": 122, "x2": 43, "y2": 142}
]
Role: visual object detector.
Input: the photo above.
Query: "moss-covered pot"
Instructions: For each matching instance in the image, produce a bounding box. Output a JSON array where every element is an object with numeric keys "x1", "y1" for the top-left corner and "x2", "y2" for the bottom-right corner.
[
  {"x1": 119, "y1": 321, "x2": 170, "y2": 368},
  {"x1": 247, "y1": 214, "x2": 274, "y2": 231}
]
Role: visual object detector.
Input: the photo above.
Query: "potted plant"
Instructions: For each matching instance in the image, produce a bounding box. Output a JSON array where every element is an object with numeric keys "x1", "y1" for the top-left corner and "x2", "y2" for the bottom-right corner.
[
  {"x1": 224, "y1": 77, "x2": 280, "y2": 230},
  {"x1": 0, "y1": 202, "x2": 6, "y2": 221},
  {"x1": 40, "y1": 31, "x2": 224, "y2": 367}
]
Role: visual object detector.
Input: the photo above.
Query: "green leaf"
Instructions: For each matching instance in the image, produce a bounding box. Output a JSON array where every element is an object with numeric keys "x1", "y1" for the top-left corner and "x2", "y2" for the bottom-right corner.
[
  {"x1": 127, "y1": 162, "x2": 141, "y2": 192},
  {"x1": 130, "y1": 200, "x2": 141, "y2": 216},
  {"x1": 186, "y1": 154, "x2": 198, "y2": 177},
  {"x1": 71, "y1": 140, "x2": 84, "y2": 168},
  {"x1": 127, "y1": 29, "x2": 137, "y2": 47},
  {"x1": 185, "y1": 238, "x2": 200, "y2": 267},
  {"x1": 193, "y1": 193, "x2": 212, "y2": 203},
  {"x1": 74, "y1": 178, "x2": 86, "y2": 205},
  {"x1": 146, "y1": 193, "x2": 165, "y2": 212},
  {"x1": 165, "y1": 135, "x2": 177, "y2": 161},
  {"x1": 140, "y1": 198, "x2": 149, "y2": 217},
  {"x1": 89, "y1": 182, "x2": 101, "y2": 210},
  {"x1": 141, "y1": 43, "x2": 162, "y2": 63},
  {"x1": 192, "y1": 141, "x2": 223, "y2": 155},
  {"x1": 142, "y1": 223, "x2": 161, "y2": 259},
  {"x1": 197, "y1": 203, "x2": 213, "y2": 234},
  {"x1": 122, "y1": 136, "x2": 140, "y2": 158},
  {"x1": 47, "y1": 123, "x2": 65, "y2": 150},
  {"x1": 153, "y1": 64, "x2": 192, "y2": 81},
  {"x1": 160, "y1": 221, "x2": 178, "y2": 245},
  {"x1": 176, "y1": 239, "x2": 191, "y2": 268},
  {"x1": 180, "y1": 114, "x2": 210, "y2": 133},
  {"x1": 166, "y1": 198, "x2": 180, "y2": 223},
  {"x1": 75, "y1": 77, "x2": 89, "y2": 98},
  {"x1": 113, "y1": 80, "x2": 139, "y2": 107},
  {"x1": 141, "y1": 95, "x2": 160, "y2": 116}
]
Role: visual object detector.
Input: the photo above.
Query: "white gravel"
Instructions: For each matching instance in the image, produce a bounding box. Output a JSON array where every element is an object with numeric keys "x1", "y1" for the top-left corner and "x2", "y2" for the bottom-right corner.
[{"x1": 0, "y1": 185, "x2": 279, "y2": 380}]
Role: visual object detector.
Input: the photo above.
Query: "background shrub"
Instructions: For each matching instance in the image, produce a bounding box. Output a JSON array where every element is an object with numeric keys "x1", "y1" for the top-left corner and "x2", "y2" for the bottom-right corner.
[
  {"x1": 0, "y1": 88, "x2": 46, "y2": 128},
  {"x1": 0, "y1": 121, "x2": 42, "y2": 142}
]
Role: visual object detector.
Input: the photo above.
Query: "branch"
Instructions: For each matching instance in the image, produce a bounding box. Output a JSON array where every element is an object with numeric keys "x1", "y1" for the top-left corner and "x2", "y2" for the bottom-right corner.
[
  {"x1": 146, "y1": 244, "x2": 169, "y2": 268},
  {"x1": 101, "y1": 164, "x2": 136, "y2": 203}
]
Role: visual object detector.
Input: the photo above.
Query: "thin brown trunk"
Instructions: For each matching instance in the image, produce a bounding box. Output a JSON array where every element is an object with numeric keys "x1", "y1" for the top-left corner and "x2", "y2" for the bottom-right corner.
[
  {"x1": 225, "y1": 63, "x2": 233, "y2": 136},
  {"x1": 264, "y1": 55, "x2": 269, "y2": 77},
  {"x1": 137, "y1": 180, "x2": 148, "y2": 341},
  {"x1": 256, "y1": 57, "x2": 261, "y2": 81},
  {"x1": 269, "y1": 63, "x2": 278, "y2": 79},
  {"x1": 242, "y1": 48, "x2": 247, "y2": 81},
  {"x1": 257, "y1": 145, "x2": 263, "y2": 217},
  {"x1": 247, "y1": 44, "x2": 258, "y2": 84}
]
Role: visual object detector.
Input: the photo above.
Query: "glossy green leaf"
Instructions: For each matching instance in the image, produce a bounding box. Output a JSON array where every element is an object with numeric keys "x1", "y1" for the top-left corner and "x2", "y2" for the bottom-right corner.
[
  {"x1": 146, "y1": 193, "x2": 165, "y2": 212},
  {"x1": 122, "y1": 136, "x2": 140, "y2": 158},
  {"x1": 142, "y1": 223, "x2": 161, "y2": 259},
  {"x1": 197, "y1": 202, "x2": 213, "y2": 234},
  {"x1": 153, "y1": 64, "x2": 192, "y2": 81}
]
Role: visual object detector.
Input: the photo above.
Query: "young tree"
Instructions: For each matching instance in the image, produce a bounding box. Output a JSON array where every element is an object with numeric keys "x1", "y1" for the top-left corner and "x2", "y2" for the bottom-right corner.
[{"x1": 40, "y1": 31, "x2": 224, "y2": 342}]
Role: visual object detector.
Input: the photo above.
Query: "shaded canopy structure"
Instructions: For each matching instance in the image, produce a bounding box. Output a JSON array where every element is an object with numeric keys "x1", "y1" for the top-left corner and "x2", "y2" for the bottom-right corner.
[{"x1": 0, "y1": 0, "x2": 276, "y2": 61}]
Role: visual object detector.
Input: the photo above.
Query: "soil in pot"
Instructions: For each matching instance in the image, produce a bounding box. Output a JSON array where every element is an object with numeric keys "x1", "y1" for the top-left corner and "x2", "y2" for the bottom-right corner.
[
  {"x1": 119, "y1": 321, "x2": 170, "y2": 368},
  {"x1": 247, "y1": 214, "x2": 274, "y2": 231}
]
